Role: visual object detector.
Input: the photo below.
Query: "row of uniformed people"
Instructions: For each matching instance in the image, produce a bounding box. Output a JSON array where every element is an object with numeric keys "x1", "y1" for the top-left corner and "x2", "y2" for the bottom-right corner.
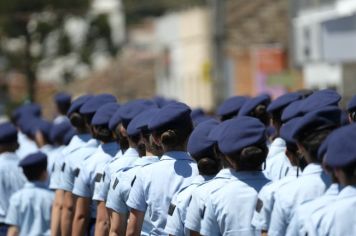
[{"x1": 1, "y1": 90, "x2": 356, "y2": 235}]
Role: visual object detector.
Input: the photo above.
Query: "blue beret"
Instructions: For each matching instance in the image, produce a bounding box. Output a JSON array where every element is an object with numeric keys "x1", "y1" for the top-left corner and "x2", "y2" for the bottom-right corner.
[
  {"x1": 152, "y1": 96, "x2": 173, "y2": 108},
  {"x1": 120, "y1": 99, "x2": 157, "y2": 129},
  {"x1": 217, "y1": 96, "x2": 248, "y2": 116},
  {"x1": 280, "y1": 117, "x2": 301, "y2": 144},
  {"x1": 300, "y1": 89, "x2": 341, "y2": 114},
  {"x1": 12, "y1": 103, "x2": 42, "y2": 122},
  {"x1": 267, "y1": 92, "x2": 302, "y2": 113},
  {"x1": 31, "y1": 119, "x2": 53, "y2": 139},
  {"x1": 17, "y1": 116, "x2": 37, "y2": 137},
  {"x1": 148, "y1": 102, "x2": 191, "y2": 131},
  {"x1": 80, "y1": 94, "x2": 117, "y2": 115},
  {"x1": 340, "y1": 110, "x2": 350, "y2": 126},
  {"x1": 108, "y1": 109, "x2": 122, "y2": 131},
  {"x1": 63, "y1": 128, "x2": 77, "y2": 145},
  {"x1": 281, "y1": 100, "x2": 304, "y2": 123},
  {"x1": 54, "y1": 92, "x2": 71, "y2": 105},
  {"x1": 67, "y1": 95, "x2": 92, "y2": 116},
  {"x1": 191, "y1": 108, "x2": 206, "y2": 119},
  {"x1": 291, "y1": 106, "x2": 341, "y2": 140},
  {"x1": 19, "y1": 152, "x2": 47, "y2": 168},
  {"x1": 238, "y1": 94, "x2": 271, "y2": 117},
  {"x1": 193, "y1": 115, "x2": 214, "y2": 127},
  {"x1": 127, "y1": 108, "x2": 160, "y2": 137},
  {"x1": 50, "y1": 121, "x2": 72, "y2": 144},
  {"x1": 216, "y1": 116, "x2": 266, "y2": 155},
  {"x1": 187, "y1": 119, "x2": 219, "y2": 158},
  {"x1": 91, "y1": 103, "x2": 120, "y2": 126},
  {"x1": 317, "y1": 137, "x2": 329, "y2": 161},
  {"x1": 347, "y1": 95, "x2": 356, "y2": 111},
  {"x1": 0, "y1": 122, "x2": 18, "y2": 144},
  {"x1": 324, "y1": 123, "x2": 356, "y2": 167}
]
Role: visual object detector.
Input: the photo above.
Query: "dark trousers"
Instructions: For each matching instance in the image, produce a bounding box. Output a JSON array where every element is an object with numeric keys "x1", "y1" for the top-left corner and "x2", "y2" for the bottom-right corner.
[{"x1": 0, "y1": 223, "x2": 8, "y2": 236}]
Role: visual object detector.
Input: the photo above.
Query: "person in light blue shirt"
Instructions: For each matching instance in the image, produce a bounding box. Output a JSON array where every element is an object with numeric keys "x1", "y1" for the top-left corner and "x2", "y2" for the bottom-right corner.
[
  {"x1": 305, "y1": 123, "x2": 356, "y2": 236},
  {"x1": 126, "y1": 102, "x2": 199, "y2": 236},
  {"x1": 107, "y1": 108, "x2": 163, "y2": 236},
  {"x1": 200, "y1": 116, "x2": 271, "y2": 236},
  {"x1": 0, "y1": 123, "x2": 26, "y2": 236},
  {"x1": 53, "y1": 92, "x2": 71, "y2": 124},
  {"x1": 252, "y1": 117, "x2": 302, "y2": 233},
  {"x1": 72, "y1": 98, "x2": 119, "y2": 236},
  {"x1": 5, "y1": 152, "x2": 54, "y2": 236},
  {"x1": 268, "y1": 106, "x2": 340, "y2": 236},
  {"x1": 165, "y1": 119, "x2": 220, "y2": 236}
]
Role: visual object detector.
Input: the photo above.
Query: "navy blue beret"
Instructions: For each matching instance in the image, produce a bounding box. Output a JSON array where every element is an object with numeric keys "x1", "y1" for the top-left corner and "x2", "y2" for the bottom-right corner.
[
  {"x1": 347, "y1": 95, "x2": 356, "y2": 111},
  {"x1": 108, "y1": 108, "x2": 122, "y2": 131},
  {"x1": 152, "y1": 96, "x2": 173, "y2": 108},
  {"x1": 281, "y1": 100, "x2": 304, "y2": 123},
  {"x1": 17, "y1": 116, "x2": 36, "y2": 136},
  {"x1": 280, "y1": 117, "x2": 301, "y2": 144},
  {"x1": 291, "y1": 106, "x2": 341, "y2": 140},
  {"x1": 0, "y1": 122, "x2": 18, "y2": 144},
  {"x1": 63, "y1": 128, "x2": 77, "y2": 145},
  {"x1": 238, "y1": 94, "x2": 271, "y2": 117},
  {"x1": 193, "y1": 115, "x2": 214, "y2": 127},
  {"x1": 12, "y1": 103, "x2": 42, "y2": 122},
  {"x1": 127, "y1": 108, "x2": 160, "y2": 137},
  {"x1": 120, "y1": 99, "x2": 157, "y2": 129},
  {"x1": 300, "y1": 89, "x2": 341, "y2": 114},
  {"x1": 317, "y1": 137, "x2": 329, "y2": 161},
  {"x1": 19, "y1": 151, "x2": 47, "y2": 168},
  {"x1": 91, "y1": 103, "x2": 120, "y2": 126},
  {"x1": 324, "y1": 123, "x2": 356, "y2": 167},
  {"x1": 187, "y1": 119, "x2": 219, "y2": 158},
  {"x1": 80, "y1": 94, "x2": 117, "y2": 115},
  {"x1": 217, "y1": 96, "x2": 248, "y2": 117},
  {"x1": 31, "y1": 119, "x2": 53, "y2": 139},
  {"x1": 267, "y1": 92, "x2": 302, "y2": 113},
  {"x1": 54, "y1": 92, "x2": 71, "y2": 105},
  {"x1": 216, "y1": 116, "x2": 266, "y2": 155},
  {"x1": 191, "y1": 108, "x2": 205, "y2": 119},
  {"x1": 148, "y1": 102, "x2": 191, "y2": 131},
  {"x1": 50, "y1": 121, "x2": 72, "y2": 144},
  {"x1": 67, "y1": 95, "x2": 92, "y2": 116}
]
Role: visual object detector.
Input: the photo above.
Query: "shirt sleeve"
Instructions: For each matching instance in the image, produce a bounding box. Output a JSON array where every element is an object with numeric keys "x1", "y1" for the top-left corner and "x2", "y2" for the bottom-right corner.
[
  {"x1": 72, "y1": 165, "x2": 92, "y2": 198},
  {"x1": 251, "y1": 185, "x2": 272, "y2": 230},
  {"x1": 5, "y1": 195, "x2": 20, "y2": 227},
  {"x1": 268, "y1": 193, "x2": 289, "y2": 236},
  {"x1": 92, "y1": 163, "x2": 107, "y2": 201},
  {"x1": 58, "y1": 157, "x2": 76, "y2": 192},
  {"x1": 164, "y1": 197, "x2": 181, "y2": 235},
  {"x1": 185, "y1": 191, "x2": 203, "y2": 232},
  {"x1": 285, "y1": 207, "x2": 300, "y2": 236},
  {"x1": 106, "y1": 174, "x2": 129, "y2": 213},
  {"x1": 200, "y1": 196, "x2": 220, "y2": 236},
  {"x1": 126, "y1": 169, "x2": 147, "y2": 213}
]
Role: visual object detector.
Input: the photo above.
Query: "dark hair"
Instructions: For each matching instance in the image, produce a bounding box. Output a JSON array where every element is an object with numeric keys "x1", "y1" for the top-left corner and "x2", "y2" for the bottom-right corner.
[
  {"x1": 0, "y1": 142, "x2": 19, "y2": 153},
  {"x1": 270, "y1": 109, "x2": 283, "y2": 130},
  {"x1": 298, "y1": 127, "x2": 335, "y2": 163},
  {"x1": 221, "y1": 113, "x2": 236, "y2": 121},
  {"x1": 93, "y1": 125, "x2": 115, "y2": 143},
  {"x1": 197, "y1": 156, "x2": 221, "y2": 175},
  {"x1": 154, "y1": 121, "x2": 193, "y2": 151},
  {"x1": 114, "y1": 125, "x2": 129, "y2": 152},
  {"x1": 250, "y1": 104, "x2": 270, "y2": 126},
  {"x1": 57, "y1": 103, "x2": 71, "y2": 116},
  {"x1": 23, "y1": 162, "x2": 47, "y2": 181},
  {"x1": 69, "y1": 112, "x2": 87, "y2": 132},
  {"x1": 349, "y1": 110, "x2": 356, "y2": 122},
  {"x1": 228, "y1": 143, "x2": 268, "y2": 171},
  {"x1": 341, "y1": 161, "x2": 356, "y2": 180}
]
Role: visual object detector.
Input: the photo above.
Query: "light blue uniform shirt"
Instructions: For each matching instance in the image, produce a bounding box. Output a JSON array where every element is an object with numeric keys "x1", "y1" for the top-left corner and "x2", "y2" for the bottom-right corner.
[
  {"x1": 40, "y1": 144, "x2": 55, "y2": 174},
  {"x1": 93, "y1": 147, "x2": 138, "y2": 202},
  {"x1": 286, "y1": 183, "x2": 341, "y2": 236},
  {"x1": 165, "y1": 175, "x2": 214, "y2": 236},
  {"x1": 185, "y1": 169, "x2": 237, "y2": 233},
  {"x1": 5, "y1": 181, "x2": 54, "y2": 236},
  {"x1": 58, "y1": 136, "x2": 99, "y2": 192},
  {"x1": 0, "y1": 152, "x2": 26, "y2": 223},
  {"x1": 251, "y1": 168, "x2": 298, "y2": 231},
  {"x1": 48, "y1": 146, "x2": 65, "y2": 190},
  {"x1": 106, "y1": 156, "x2": 159, "y2": 236},
  {"x1": 16, "y1": 132, "x2": 38, "y2": 159},
  {"x1": 200, "y1": 171, "x2": 270, "y2": 236},
  {"x1": 127, "y1": 151, "x2": 198, "y2": 236},
  {"x1": 308, "y1": 185, "x2": 356, "y2": 236},
  {"x1": 268, "y1": 163, "x2": 331, "y2": 236}
]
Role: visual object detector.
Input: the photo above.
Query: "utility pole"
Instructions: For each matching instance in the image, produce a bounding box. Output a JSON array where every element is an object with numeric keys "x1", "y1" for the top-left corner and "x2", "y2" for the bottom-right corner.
[{"x1": 209, "y1": 0, "x2": 226, "y2": 108}]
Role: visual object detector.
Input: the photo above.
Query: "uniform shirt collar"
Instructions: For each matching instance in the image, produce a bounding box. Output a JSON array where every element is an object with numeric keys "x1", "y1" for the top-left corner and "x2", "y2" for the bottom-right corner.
[
  {"x1": 0, "y1": 152, "x2": 18, "y2": 160},
  {"x1": 229, "y1": 169, "x2": 267, "y2": 180},
  {"x1": 160, "y1": 151, "x2": 194, "y2": 161},
  {"x1": 123, "y1": 147, "x2": 139, "y2": 157},
  {"x1": 100, "y1": 142, "x2": 119, "y2": 157},
  {"x1": 41, "y1": 144, "x2": 53, "y2": 153},
  {"x1": 25, "y1": 181, "x2": 48, "y2": 189},
  {"x1": 271, "y1": 137, "x2": 286, "y2": 148},
  {"x1": 78, "y1": 133, "x2": 92, "y2": 143},
  {"x1": 214, "y1": 168, "x2": 235, "y2": 179},
  {"x1": 337, "y1": 185, "x2": 356, "y2": 199},
  {"x1": 325, "y1": 183, "x2": 342, "y2": 196},
  {"x1": 302, "y1": 163, "x2": 323, "y2": 176}
]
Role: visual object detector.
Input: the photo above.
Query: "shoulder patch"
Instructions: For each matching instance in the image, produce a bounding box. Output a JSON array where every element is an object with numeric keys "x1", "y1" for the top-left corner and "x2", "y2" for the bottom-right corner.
[
  {"x1": 201, "y1": 205, "x2": 206, "y2": 218},
  {"x1": 95, "y1": 173, "x2": 103, "y2": 182},
  {"x1": 74, "y1": 168, "x2": 80, "y2": 177},
  {"x1": 131, "y1": 176, "x2": 137, "y2": 187},
  {"x1": 113, "y1": 178, "x2": 119, "y2": 190},
  {"x1": 256, "y1": 198, "x2": 263, "y2": 213},
  {"x1": 168, "y1": 203, "x2": 176, "y2": 216},
  {"x1": 61, "y1": 163, "x2": 66, "y2": 172}
]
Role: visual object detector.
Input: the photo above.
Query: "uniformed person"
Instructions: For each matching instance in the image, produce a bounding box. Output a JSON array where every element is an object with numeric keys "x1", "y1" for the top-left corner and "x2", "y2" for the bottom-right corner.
[
  {"x1": 165, "y1": 119, "x2": 220, "y2": 236},
  {"x1": 216, "y1": 96, "x2": 248, "y2": 121},
  {"x1": 238, "y1": 94, "x2": 271, "y2": 126},
  {"x1": 53, "y1": 92, "x2": 71, "y2": 124},
  {"x1": 199, "y1": 116, "x2": 270, "y2": 235},
  {"x1": 0, "y1": 122, "x2": 26, "y2": 236},
  {"x1": 126, "y1": 102, "x2": 198, "y2": 235},
  {"x1": 5, "y1": 152, "x2": 54, "y2": 236},
  {"x1": 347, "y1": 95, "x2": 356, "y2": 123}
]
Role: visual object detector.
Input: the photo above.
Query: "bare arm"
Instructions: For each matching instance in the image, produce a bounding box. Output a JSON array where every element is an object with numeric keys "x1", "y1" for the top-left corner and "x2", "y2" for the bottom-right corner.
[
  {"x1": 261, "y1": 231, "x2": 268, "y2": 236},
  {"x1": 109, "y1": 210, "x2": 128, "y2": 236},
  {"x1": 61, "y1": 191, "x2": 77, "y2": 236},
  {"x1": 94, "y1": 201, "x2": 110, "y2": 236},
  {"x1": 189, "y1": 230, "x2": 201, "y2": 236},
  {"x1": 7, "y1": 226, "x2": 19, "y2": 236},
  {"x1": 71, "y1": 196, "x2": 90, "y2": 236},
  {"x1": 51, "y1": 189, "x2": 64, "y2": 236},
  {"x1": 125, "y1": 209, "x2": 145, "y2": 236}
]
